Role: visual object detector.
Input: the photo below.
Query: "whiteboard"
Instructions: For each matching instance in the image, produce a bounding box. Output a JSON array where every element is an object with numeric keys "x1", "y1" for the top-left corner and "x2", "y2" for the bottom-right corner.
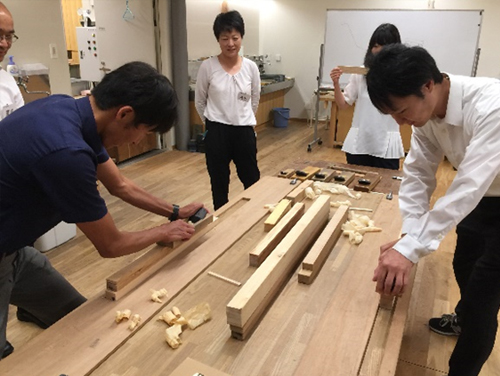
[{"x1": 321, "y1": 9, "x2": 483, "y2": 88}]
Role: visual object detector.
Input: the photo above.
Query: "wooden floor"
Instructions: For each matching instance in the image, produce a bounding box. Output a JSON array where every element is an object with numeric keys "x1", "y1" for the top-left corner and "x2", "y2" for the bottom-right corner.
[{"x1": 6, "y1": 120, "x2": 500, "y2": 375}]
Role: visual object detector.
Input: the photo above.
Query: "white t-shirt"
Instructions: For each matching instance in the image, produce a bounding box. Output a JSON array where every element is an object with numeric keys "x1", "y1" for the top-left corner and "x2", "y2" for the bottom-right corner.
[
  {"x1": 395, "y1": 74, "x2": 500, "y2": 263},
  {"x1": 342, "y1": 74, "x2": 404, "y2": 159},
  {"x1": 195, "y1": 56, "x2": 260, "y2": 126},
  {"x1": 0, "y1": 68, "x2": 24, "y2": 120}
]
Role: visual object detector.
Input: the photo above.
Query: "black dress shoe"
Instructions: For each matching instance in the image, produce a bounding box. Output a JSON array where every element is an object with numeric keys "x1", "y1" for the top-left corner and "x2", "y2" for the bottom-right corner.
[
  {"x1": 16, "y1": 307, "x2": 49, "y2": 329},
  {"x1": 2, "y1": 341, "x2": 14, "y2": 358}
]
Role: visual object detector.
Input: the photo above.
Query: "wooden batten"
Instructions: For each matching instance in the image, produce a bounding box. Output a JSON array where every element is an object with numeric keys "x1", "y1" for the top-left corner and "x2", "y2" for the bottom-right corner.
[
  {"x1": 105, "y1": 214, "x2": 217, "y2": 300},
  {"x1": 264, "y1": 198, "x2": 292, "y2": 232},
  {"x1": 286, "y1": 179, "x2": 314, "y2": 204},
  {"x1": 298, "y1": 205, "x2": 349, "y2": 284},
  {"x1": 226, "y1": 195, "x2": 330, "y2": 338},
  {"x1": 250, "y1": 202, "x2": 305, "y2": 267}
]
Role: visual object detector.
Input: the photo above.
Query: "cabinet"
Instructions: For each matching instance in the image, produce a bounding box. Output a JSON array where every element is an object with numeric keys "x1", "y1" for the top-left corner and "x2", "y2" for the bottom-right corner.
[{"x1": 106, "y1": 133, "x2": 159, "y2": 163}]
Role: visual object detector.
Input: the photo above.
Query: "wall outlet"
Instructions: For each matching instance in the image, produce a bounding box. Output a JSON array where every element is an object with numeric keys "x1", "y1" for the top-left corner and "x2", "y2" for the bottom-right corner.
[
  {"x1": 49, "y1": 43, "x2": 58, "y2": 59},
  {"x1": 275, "y1": 54, "x2": 281, "y2": 62}
]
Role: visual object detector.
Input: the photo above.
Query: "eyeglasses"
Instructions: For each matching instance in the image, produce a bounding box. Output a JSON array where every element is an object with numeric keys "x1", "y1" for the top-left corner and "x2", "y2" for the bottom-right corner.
[{"x1": 0, "y1": 34, "x2": 18, "y2": 44}]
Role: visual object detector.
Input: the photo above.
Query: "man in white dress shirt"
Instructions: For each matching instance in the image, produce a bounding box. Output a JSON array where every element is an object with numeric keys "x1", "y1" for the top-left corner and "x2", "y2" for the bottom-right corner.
[
  {"x1": 0, "y1": 1, "x2": 23, "y2": 120},
  {"x1": 366, "y1": 44, "x2": 500, "y2": 376}
]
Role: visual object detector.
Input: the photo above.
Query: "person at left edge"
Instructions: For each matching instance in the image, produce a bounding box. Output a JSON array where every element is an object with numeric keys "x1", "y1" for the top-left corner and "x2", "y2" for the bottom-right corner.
[
  {"x1": 0, "y1": 61, "x2": 206, "y2": 359},
  {"x1": 0, "y1": 1, "x2": 23, "y2": 120}
]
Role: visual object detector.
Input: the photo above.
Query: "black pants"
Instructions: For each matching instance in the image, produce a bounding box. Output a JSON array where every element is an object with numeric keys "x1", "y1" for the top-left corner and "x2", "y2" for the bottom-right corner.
[
  {"x1": 345, "y1": 153, "x2": 400, "y2": 170},
  {"x1": 449, "y1": 197, "x2": 500, "y2": 376},
  {"x1": 205, "y1": 120, "x2": 260, "y2": 210}
]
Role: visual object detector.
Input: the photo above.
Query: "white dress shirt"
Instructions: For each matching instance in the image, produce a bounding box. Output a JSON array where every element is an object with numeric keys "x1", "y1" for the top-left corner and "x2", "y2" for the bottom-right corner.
[
  {"x1": 342, "y1": 74, "x2": 404, "y2": 159},
  {"x1": 395, "y1": 74, "x2": 500, "y2": 263},
  {"x1": 195, "y1": 56, "x2": 260, "y2": 126},
  {"x1": 0, "y1": 68, "x2": 23, "y2": 120}
]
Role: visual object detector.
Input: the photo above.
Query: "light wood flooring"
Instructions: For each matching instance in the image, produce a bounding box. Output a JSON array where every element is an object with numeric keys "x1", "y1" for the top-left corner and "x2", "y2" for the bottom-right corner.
[{"x1": 6, "y1": 120, "x2": 500, "y2": 375}]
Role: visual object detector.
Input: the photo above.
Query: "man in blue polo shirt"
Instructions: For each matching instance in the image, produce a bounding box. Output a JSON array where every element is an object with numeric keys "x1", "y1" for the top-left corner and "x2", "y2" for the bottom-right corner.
[{"x1": 0, "y1": 61, "x2": 204, "y2": 359}]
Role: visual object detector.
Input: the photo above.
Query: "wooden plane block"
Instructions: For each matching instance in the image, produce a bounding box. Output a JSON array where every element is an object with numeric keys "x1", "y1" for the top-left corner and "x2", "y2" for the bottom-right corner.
[
  {"x1": 157, "y1": 213, "x2": 214, "y2": 249},
  {"x1": 311, "y1": 168, "x2": 336, "y2": 182},
  {"x1": 264, "y1": 199, "x2": 292, "y2": 232},
  {"x1": 226, "y1": 195, "x2": 330, "y2": 337},
  {"x1": 277, "y1": 168, "x2": 295, "y2": 178},
  {"x1": 291, "y1": 166, "x2": 321, "y2": 181},
  {"x1": 298, "y1": 205, "x2": 349, "y2": 284},
  {"x1": 353, "y1": 172, "x2": 382, "y2": 192},
  {"x1": 286, "y1": 179, "x2": 314, "y2": 203},
  {"x1": 338, "y1": 65, "x2": 368, "y2": 75},
  {"x1": 250, "y1": 202, "x2": 305, "y2": 267},
  {"x1": 169, "y1": 357, "x2": 231, "y2": 376},
  {"x1": 330, "y1": 170, "x2": 355, "y2": 186}
]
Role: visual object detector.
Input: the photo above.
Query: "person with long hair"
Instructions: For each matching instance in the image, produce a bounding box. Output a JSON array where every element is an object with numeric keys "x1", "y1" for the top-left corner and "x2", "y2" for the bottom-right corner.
[{"x1": 330, "y1": 23, "x2": 404, "y2": 170}]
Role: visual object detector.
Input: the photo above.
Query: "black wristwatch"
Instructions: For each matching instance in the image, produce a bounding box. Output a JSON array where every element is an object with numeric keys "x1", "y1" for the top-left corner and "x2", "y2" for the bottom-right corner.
[{"x1": 170, "y1": 204, "x2": 180, "y2": 221}]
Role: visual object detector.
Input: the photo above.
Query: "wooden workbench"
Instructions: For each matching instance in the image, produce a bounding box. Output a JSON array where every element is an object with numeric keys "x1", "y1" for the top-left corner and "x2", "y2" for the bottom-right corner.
[{"x1": 0, "y1": 176, "x2": 406, "y2": 376}]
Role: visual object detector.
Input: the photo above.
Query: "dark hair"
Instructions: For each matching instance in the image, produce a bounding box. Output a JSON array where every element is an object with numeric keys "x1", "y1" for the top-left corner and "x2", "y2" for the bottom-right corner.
[
  {"x1": 366, "y1": 44, "x2": 444, "y2": 113},
  {"x1": 363, "y1": 23, "x2": 401, "y2": 68},
  {"x1": 213, "y1": 10, "x2": 245, "y2": 40},
  {"x1": 91, "y1": 61, "x2": 178, "y2": 134}
]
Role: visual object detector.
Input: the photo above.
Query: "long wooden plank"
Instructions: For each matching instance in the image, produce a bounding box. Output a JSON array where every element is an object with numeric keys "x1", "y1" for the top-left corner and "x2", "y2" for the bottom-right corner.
[
  {"x1": 264, "y1": 198, "x2": 292, "y2": 232},
  {"x1": 293, "y1": 198, "x2": 402, "y2": 376},
  {"x1": 226, "y1": 195, "x2": 330, "y2": 335},
  {"x1": 106, "y1": 213, "x2": 215, "y2": 294},
  {"x1": 249, "y1": 202, "x2": 305, "y2": 267},
  {"x1": 376, "y1": 266, "x2": 418, "y2": 376},
  {"x1": 298, "y1": 205, "x2": 349, "y2": 284},
  {"x1": 0, "y1": 176, "x2": 295, "y2": 376}
]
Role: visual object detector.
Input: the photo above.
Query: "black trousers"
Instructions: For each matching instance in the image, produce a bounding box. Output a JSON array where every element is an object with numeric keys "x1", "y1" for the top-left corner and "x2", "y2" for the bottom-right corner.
[
  {"x1": 205, "y1": 120, "x2": 260, "y2": 210},
  {"x1": 449, "y1": 197, "x2": 500, "y2": 376},
  {"x1": 345, "y1": 152, "x2": 400, "y2": 170}
]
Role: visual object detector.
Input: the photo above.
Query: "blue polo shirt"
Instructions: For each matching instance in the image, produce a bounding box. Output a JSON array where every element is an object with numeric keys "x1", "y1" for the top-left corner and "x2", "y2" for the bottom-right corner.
[{"x1": 0, "y1": 95, "x2": 109, "y2": 254}]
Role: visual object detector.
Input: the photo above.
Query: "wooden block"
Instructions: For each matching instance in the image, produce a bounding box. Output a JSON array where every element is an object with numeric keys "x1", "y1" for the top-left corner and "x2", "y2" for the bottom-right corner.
[
  {"x1": 169, "y1": 357, "x2": 232, "y2": 376},
  {"x1": 298, "y1": 205, "x2": 349, "y2": 284},
  {"x1": 311, "y1": 168, "x2": 336, "y2": 182},
  {"x1": 291, "y1": 166, "x2": 321, "y2": 181},
  {"x1": 249, "y1": 203, "x2": 305, "y2": 267},
  {"x1": 157, "y1": 213, "x2": 213, "y2": 249},
  {"x1": 330, "y1": 170, "x2": 355, "y2": 186},
  {"x1": 353, "y1": 172, "x2": 382, "y2": 192},
  {"x1": 338, "y1": 65, "x2": 368, "y2": 75},
  {"x1": 277, "y1": 168, "x2": 295, "y2": 178},
  {"x1": 286, "y1": 179, "x2": 314, "y2": 203},
  {"x1": 264, "y1": 199, "x2": 292, "y2": 232},
  {"x1": 226, "y1": 195, "x2": 330, "y2": 338}
]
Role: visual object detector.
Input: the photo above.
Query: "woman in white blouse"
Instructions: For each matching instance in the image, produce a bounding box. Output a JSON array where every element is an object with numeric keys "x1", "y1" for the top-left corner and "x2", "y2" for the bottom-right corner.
[
  {"x1": 195, "y1": 10, "x2": 260, "y2": 210},
  {"x1": 330, "y1": 23, "x2": 404, "y2": 170}
]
